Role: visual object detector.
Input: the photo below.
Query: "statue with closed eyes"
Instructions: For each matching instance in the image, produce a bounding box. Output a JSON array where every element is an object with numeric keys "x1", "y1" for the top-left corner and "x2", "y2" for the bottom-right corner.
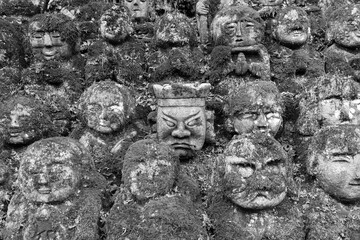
[
  {"x1": 209, "y1": 133, "x2": 305, "y2": 240},
  {"x1": 305, "y1": 125, "x2": 360, "y2": 239}
]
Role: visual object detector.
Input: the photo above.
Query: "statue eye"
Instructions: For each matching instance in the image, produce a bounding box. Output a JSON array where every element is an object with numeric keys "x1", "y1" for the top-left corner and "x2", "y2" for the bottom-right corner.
[
  {"x1": 245, "y1": 22, "x2": 255, "y2": 28},
  {"x1": 233, "y1": 162, "x2": 255, "y2": 178},
  {"x1": 33, "y1": 32, "x2": 44, "y2": 39},
  {"x1": 51, "y1": 32, "x2": 61, "y2": 39},
  {"x1": 186, "y1": 117, "x2": 201, "y2": 127},
  {"x1": 162, "y1": 118, "x2": 176, "y2": 128},
  {"x1": 332, "y1": 157, "x2": 351, "y2": 163},
  {"x1": 241, "y1": 112, "x2": 257, "y2": 120},
  {"x1": 265, "y1": 112, "x2": 280, "y2": 119}
]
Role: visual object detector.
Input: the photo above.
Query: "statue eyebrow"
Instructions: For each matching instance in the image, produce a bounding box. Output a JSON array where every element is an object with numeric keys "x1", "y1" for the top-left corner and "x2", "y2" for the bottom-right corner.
[
  {"x1": 331, "y1": 152, "x2": 354, "y2": 156},
  {"x1": 162, "y1": 110, "x2": 200, "y2": 121}
]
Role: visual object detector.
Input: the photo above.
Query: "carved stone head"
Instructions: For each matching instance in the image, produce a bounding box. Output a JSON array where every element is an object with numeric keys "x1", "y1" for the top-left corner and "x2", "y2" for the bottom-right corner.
[
  {"x1": 327, "y1": 4, "x2": 360, "y2": 48},
  {"x1": 1, "y1": 94, "x2": 51, "y2": 145},
  {"x1": 222, "y1": 133, "x2": 288, "y2": 209},
  {"x1": 153, "y1": 83, "x2": 211, "y2": 158},
  {"x1": 308, "y1": 125, "x2": 360, "y2": 202},
  {"x1": 211, "y1": 4, "x2": 264, "y2": 47},
  {"x1": 155, "y1": 12, "x2": 195, "y2": 47},
  {"x1": 273, "y1": 6, "x2": 311, "y2": 48},
  {"x1": 100, "y1": 5, "x2": 134, "y2": 44},
  {"x1": 28, "y1": 13, "x2": 79, "y2": 62},
  {"x1": 78, "y1": 81, "x2": 136, "y2": 134},
  {"x1": 296, "y1": 74, "x2": 359, "y2": 136},
  {"x1": 225, "y1": 81, "x2": 283, "y2": 136},
  {"x1": 122, "y1": 139, "x2": 179, "y2": 201},
  {"x1": 19, "y1": 137, "x2": 93, "y2": 203},
  {"x1": 123, "y1": 0, "x2": 151, "y2": 21}
]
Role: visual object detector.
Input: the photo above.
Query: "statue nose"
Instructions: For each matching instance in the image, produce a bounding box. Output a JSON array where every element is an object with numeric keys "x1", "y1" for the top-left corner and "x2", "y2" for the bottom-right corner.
[
  {"x1": 38, "y1": 173, "x2": 49, "y2": 184},
  {"x1": 255, "y1": 113, "x2": 268, "y2": 127},
  {"x1": 236, "y1": 23, "x2": 243, "y2": 36},
  {"x1": 43, "y1": 33, "x2": 53, "y2": 47},
  {"x1": 9, "y1": 115, "x2": 20, "y2": 128},
  {"x1": 171, "y1": 122, "x2": 191, "y2": 138}
]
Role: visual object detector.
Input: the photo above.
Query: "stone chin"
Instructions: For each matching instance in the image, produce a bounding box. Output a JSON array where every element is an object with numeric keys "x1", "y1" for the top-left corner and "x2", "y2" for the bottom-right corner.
[{"x1": 229, "y1": 191, "x2": 287, "y2": 209}]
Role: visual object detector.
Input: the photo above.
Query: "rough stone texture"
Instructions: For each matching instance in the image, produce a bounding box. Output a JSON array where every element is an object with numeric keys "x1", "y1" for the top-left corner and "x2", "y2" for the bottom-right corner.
[
  {"x1": 73, "y1": 81, "x2": 138, "y2": 185},
  {"x1": 153, "y1": 82, "x2": 212, "y2": 159},
  {"x1": 269, "y1": 6, "x2": 324, "y2": 91},
  {"x1": 223, "y1": 80, "x2": 283, "y2": 137},
  {"x1": 106, "y1": 139, "x2": 207, "y2": 239},
  {"x1": 324, "y1": 4, "x2": 360, "y2": 81},
  {"x1": 4, "y1": 137, "x2": 106, "y2": 240},
  {"x1": 304, "y1": 125, "x2": 360, "y2": 239},
  {"x1": 209, "y1": 133, "x2": 305, "y2": 239}
]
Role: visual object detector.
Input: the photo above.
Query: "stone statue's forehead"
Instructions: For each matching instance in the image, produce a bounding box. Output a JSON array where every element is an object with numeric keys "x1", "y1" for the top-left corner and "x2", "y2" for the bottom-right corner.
[
  {"x1": 87, "y1": 90, "x2": 123, "y2": 104},
  {"x1": 283, "y1": 10, "x2": 299, "y2": 20},
  {"x1": 11, "y1": 103, "x2": 33, "y2": 116}
]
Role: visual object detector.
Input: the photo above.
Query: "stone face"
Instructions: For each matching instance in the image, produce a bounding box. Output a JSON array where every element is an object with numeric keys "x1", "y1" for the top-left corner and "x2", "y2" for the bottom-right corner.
[
  {"x1": 222, "y1": 133, "x2": 288, "y2": 209},
  {"x1": 324, "y1": 4, "x2": 360, "y2": 80},
  {"x1": 153, "y1": 83, "x2": 211, "y2": 158},
  {"x1": 273, "y1": 7, "x2": 310, "y2": 48},
  {"x1": 122, "y1": 139, "x2": 179, "y2": 201},
  {"x1": 296, "y1": 74, "x2": 360, "y2": 137},
  {"x1": 225, "y1": 81, "x2": 283, "y2": 136},
  {"x1": 78, "y1": 81, "x2": 135, "y2": 134},
  {"x1": 123, "y1": 0, "x2": 151, "y2": 21},
  {"x1": 99, "y1": 5, "x2": 134, "y2": 44},
  {"x1": 5, "y1": 137, "x2": 105, "y2": 240},
  {"x1": 308, "y1": 125, "x2": 360, "y2": 202},
  {"x1": 1, "y1": 95, "x2": 52, "y2": 146}
]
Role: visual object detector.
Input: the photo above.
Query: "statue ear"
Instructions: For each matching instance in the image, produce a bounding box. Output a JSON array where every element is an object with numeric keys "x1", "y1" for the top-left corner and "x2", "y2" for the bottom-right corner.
[
  {"x1": 271, "y1": 20, "x2": 278, "y2": 39},
  {"x1": 225, "y1": 117, "x2": 235, "y2": 133}
]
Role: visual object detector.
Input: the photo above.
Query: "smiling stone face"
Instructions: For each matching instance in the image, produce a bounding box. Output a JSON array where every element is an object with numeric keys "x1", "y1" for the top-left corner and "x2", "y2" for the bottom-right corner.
[
  {"x1": 222, "y1": 133, "x2": 288, "y2": 209},
  {"x1": 18, "y1": 137, "x2": 86, "y2": 203},
  {"x1": 327, "y1": 4, "x2": 360, "y2": 48},
  {"x1": 309, "y1": 125, "x2": 360, "y2": 202},
  {"x1": 28, "y1": 14, "x2": 79, "y2": 62},
  {"x1": 78, "y1": 81, "x2": 135, "y2": 134},
  {"x1": 211, "y1": 5, "x2": 264, "y2": 48},
  {"x1": 274, "y1": 7, "x2": 310, "y2": 48}
]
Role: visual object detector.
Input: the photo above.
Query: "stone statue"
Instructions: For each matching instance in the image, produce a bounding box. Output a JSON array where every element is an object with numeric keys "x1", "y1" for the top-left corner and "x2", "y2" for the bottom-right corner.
[
  {"x1": 305, "y1": 125, "x2": 360, "y2": 239},
  {"x1": 106, "y1": 139, "x2": 207, "y2": 239},
  {"x1": 4, "y1": 137, "x2": 106, "y2": 240},
  {"x1": 73, "y1": 80, "x2": 137, "y2": 185},
  {"x1": 269, "y1": 6, "x2": 324, "y2": 91},
  {"x1": 209, "y1": 133, "x2": 305, "y2": 239},
  {"x1": 153, "y1": 82, "x2": 213, "y2": 159},
  {"x1": 224, "y1": 81, "x2": 283, "y2": 137},
  {"x1": 1, "y1": 94, "x2": 52, "y2": 147},
  {"x1": 196, "y1": 0, "x2": 250, "y2": 46},
  {"x1": 210, "y1": 4, "x2": 271, "y2": 81},
  {"x1": 23, "y1": 13, "x2": 84, "y2": 136},
  {"x1": 148, "y1": 11, "x2": 204, "y2": 82},
  {"x1": 324, "y1": 4, "x2": 360, "y2": 81},
  {"x1": 86, "y1": 5, "x2": 147, "y2": 84}
]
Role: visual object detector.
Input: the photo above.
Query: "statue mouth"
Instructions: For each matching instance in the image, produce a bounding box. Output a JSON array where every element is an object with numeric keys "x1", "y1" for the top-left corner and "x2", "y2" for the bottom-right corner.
[
  {"x1": 38, "y1": 187, "x2": 51, "y2": 194},
  {"x1": 171, "y1": 143, "x2": 194, "y2": 150},
  {"x1": 349, "y1": 182, "x2": 360, "y2": 186}
]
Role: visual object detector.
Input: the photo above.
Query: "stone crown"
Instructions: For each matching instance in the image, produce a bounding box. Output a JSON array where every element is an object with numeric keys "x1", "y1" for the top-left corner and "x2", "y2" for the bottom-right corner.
[{"x1": 153, "y1": 83, "x2": 211, "y2": 99}]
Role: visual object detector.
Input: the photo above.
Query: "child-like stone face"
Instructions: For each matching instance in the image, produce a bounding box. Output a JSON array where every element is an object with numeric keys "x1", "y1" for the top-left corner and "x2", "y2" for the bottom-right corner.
[
  {"x1": 311, "y1": 126, "x2": 360, "y2": 202},
  {"x1": 232, "y1": 93, "x2": 282, "y2": 136},
  {"x1": 330, "y1": 5, "x2": 360, "y2": 48},
  {"x1": 29, "y1": 21, "x2": 72, "y2": 61},
  {"x1": 19, "y1": 140, "x2": 81, "y2": 203},
  {"x1": 124, "y1": 0, "x2": 150, "y2": 20},
  {"x1": 157, "y1": 106, "x2": 207, "y2": 158},
  {"x1": 83, "y1": 91, "x2": 126, "y2": 134},
  {"x1": 274, "y1": 8, "x2": 310, "y2": 47},
  {"x1": 223, "y1": 134, "x2": 288, "y2": 209},
  {"x1": 5, "y1": 103, "x2": 38, "y2": 145}
]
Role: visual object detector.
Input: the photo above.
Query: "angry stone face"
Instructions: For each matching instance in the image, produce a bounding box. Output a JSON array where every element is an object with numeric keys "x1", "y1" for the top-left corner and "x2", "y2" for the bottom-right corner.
[{"x1": 223, "y1": 133, "x2": 288, "y2": 209}]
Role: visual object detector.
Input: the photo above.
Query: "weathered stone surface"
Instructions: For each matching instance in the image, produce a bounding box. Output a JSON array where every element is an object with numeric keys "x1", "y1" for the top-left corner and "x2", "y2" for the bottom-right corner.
[
  {"x1": 4, "y1": 137, "x2": 106, "y2": 240},
  {"x1": 305, "y1": 125, "x2": 360, "y2": 239},
  {"x1": 324, "y1": 4, "x2": 360, "y2": 81},
  {"x1": 210, "y1": 133, "x2": 305, "y2": 239},
  {"x1": 224, "y1": 80, "x2": 283, "y2": 136},
  {"x1": 153, "y1": 82, "x2": 212, "y2": 159}
]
